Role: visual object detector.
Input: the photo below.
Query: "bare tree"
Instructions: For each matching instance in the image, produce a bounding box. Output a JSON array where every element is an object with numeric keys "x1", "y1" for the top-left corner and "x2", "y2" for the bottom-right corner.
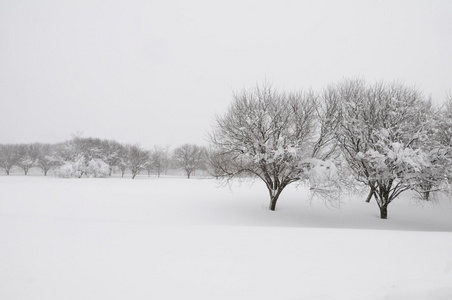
[
  {"x1": 206, "y1": 147, "x2": 233, "y2": 179},
  {"x1": 172, "y1": 144, "x2": 206, "y2": 179},
  {"x1": 209, "y1": 83, "x2": 317, "y2": 211},
  {"x1": 149, "y1": 145, "x2": 169, "y2": 178},
  {"x1": 0, "y1": 144, "x2": 20, "y2": 175}
]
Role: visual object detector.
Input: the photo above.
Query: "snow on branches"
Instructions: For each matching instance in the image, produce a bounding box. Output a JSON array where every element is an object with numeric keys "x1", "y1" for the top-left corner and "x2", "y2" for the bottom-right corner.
[
  {"x1": 210, "y1": 83, "x2": 318, "y2": 210},
  {"x1": 332, "y1": 79, "x2": 438, "y2": 218}
]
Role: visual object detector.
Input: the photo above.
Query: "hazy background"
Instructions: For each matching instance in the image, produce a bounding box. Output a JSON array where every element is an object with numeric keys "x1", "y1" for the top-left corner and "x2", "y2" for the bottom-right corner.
[{"x1": 1, "y1": 0, "x2": 451, "y2": 148}]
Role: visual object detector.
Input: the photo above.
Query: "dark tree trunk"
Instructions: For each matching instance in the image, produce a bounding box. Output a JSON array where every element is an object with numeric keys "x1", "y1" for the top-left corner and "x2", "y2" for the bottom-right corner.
[
  {"x1": 366, "y1": 188, "x2": 375, "y2": 203},
  {"x1": 6, "y1": 169, "x2": 10, "y2": 175},
  {"x1": 379, "y1": 204, "x2": 388, "y2": 219},
  {"x1": 269, "y1": 196, "x2": 278, "y2": 211},
  {"x1": 268, "y1": 187, "x2": 284, "y2": 211},
  {"x1": 420, "y1": 181, "x2": 432, "y2": 201},
  {"x1": 424, "y1": 191, "x2": 430, "y2": 201}
]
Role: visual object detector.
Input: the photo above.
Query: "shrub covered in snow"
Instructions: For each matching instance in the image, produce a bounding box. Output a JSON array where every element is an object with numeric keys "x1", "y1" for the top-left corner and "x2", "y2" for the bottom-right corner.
[
  {"x1": 53, "y1": 162, "x2": 77, "y2": 178},
  {"x1": 54, "y1": 156, "x2": 109, "y2": 178},
  {"x1": 85, "y1": 159, "x2": 110, "y2": 178}
]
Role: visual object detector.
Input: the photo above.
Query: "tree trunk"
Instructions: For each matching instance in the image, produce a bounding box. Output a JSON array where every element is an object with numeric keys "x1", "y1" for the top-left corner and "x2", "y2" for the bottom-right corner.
[
  {"x1": 6, "y1": 169, "x2": 10, "y2": 175},
  {"x1": 379, "y1": 204, "x2": 388, "y2": 219},
  {"x1": 423, "y1": 191, "x2": 430, "y2": 201},
  {"x1": 269, "y1": 195, "x2": 278, "y2": 211},
  {"x1": 268, "y1": 187, "x2": 284, "y2": 211},
  {"x1": 366, "y1": 189, "x2": 374, "y2": 203}
]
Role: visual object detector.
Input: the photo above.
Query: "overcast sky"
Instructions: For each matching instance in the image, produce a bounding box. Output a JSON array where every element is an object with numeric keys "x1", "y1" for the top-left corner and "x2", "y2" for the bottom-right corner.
[{"x1": 1, "y1": 0, "x2": 451, "y2": 148}]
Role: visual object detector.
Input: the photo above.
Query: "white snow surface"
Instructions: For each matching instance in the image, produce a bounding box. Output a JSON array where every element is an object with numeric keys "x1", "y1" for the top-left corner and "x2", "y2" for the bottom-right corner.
[{"x1": 1, "y1": 175, "x2": 452, "y2": 300}]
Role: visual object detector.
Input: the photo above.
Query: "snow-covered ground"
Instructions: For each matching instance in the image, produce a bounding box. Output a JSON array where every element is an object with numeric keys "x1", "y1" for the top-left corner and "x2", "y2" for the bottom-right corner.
[{"x1": 1, "y1": 175, "x2": 451, "y2": 300}]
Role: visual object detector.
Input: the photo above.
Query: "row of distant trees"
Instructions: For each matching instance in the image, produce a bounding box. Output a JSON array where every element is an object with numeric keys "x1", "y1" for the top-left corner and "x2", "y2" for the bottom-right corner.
[{"x1": 0, "y1": 139, "x2": 208, "y2": 179}]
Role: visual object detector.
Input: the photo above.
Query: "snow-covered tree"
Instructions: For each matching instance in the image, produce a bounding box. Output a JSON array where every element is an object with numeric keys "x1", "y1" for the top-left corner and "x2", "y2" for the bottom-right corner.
[
  {"x1": 172, "y1": 144, "x2": 206, "y2": 179},
  {"x1": 126, "y1": 144, "x2": 149, "y2": 179},
  {"x1": 416, "y1": 94, "x2": 452, "y2": 199},
  {"x1": 210, "y1": 83, "x2": 317, "y2": 210},
  {"x1": 16, "y1": 143, "x2": 40, "y2": 175},
  {"x1": 101, "y1": 140, "x2": 125, "y2": 176},
  {"x1": 35, "y1": 143, "x2": 60, "y2": 176},
  {"x1": 53, "y1": 154, "x2": 86, "y2": 178},
  {"x1": 333, "y1": 79, "x2": 434, "y2": 219},
  {"x1": 311, "y1": 85, "x2": 342, "y2": 160}
]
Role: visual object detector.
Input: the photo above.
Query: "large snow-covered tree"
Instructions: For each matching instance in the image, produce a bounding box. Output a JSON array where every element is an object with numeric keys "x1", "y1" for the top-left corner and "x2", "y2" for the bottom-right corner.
[
  {"x1": 210, "y1": 84, "x2": 317, "y2": 211},
  {"x1": 332, "y1": 79, "x2": 434, "y2": 219}
]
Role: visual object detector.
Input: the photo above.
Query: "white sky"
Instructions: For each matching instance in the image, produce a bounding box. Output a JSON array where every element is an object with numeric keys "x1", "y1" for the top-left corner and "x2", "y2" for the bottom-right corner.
[{"x1": 1, "y1": 0, "x2": 451, "y2": 148}]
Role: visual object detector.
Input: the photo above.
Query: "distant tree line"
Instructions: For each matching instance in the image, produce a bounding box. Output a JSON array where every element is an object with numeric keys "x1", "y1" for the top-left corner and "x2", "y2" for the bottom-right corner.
[{"x1": 0, "y1": 138, "x2": 209, "y2": 179}]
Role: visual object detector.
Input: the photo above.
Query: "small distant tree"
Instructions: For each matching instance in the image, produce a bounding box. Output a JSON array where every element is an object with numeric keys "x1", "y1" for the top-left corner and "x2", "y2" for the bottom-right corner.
[
  {"x1": 209, "y1": 83, "x2": 318, "y2": 210},
  {"x1": 127, "y1": 144, "x2": 149, "y2": 179},
  {"x1": 172, "y1": 144, "x2": 206, "y2": 179},
  {"x1": 149, "y1": 145, "x2": 168, "y2": 177},
  {"x1": 0, "y1": 144, "x2": 20, "y2": 175},
  {"x1": 36, "y1": 143, "x2": 59, "y2": 176},
  {"x1": 16, "y1": 143, "x2": 40, "y2": 175},
  {"x1": 100, "y1": 140, "x2": 122, "y2": 176}
]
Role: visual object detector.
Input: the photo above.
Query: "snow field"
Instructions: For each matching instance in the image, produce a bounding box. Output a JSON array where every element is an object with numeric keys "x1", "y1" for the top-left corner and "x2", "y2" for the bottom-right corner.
[{"x1": 1, "y1": 176, "x2": 452, "y2": 300}]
